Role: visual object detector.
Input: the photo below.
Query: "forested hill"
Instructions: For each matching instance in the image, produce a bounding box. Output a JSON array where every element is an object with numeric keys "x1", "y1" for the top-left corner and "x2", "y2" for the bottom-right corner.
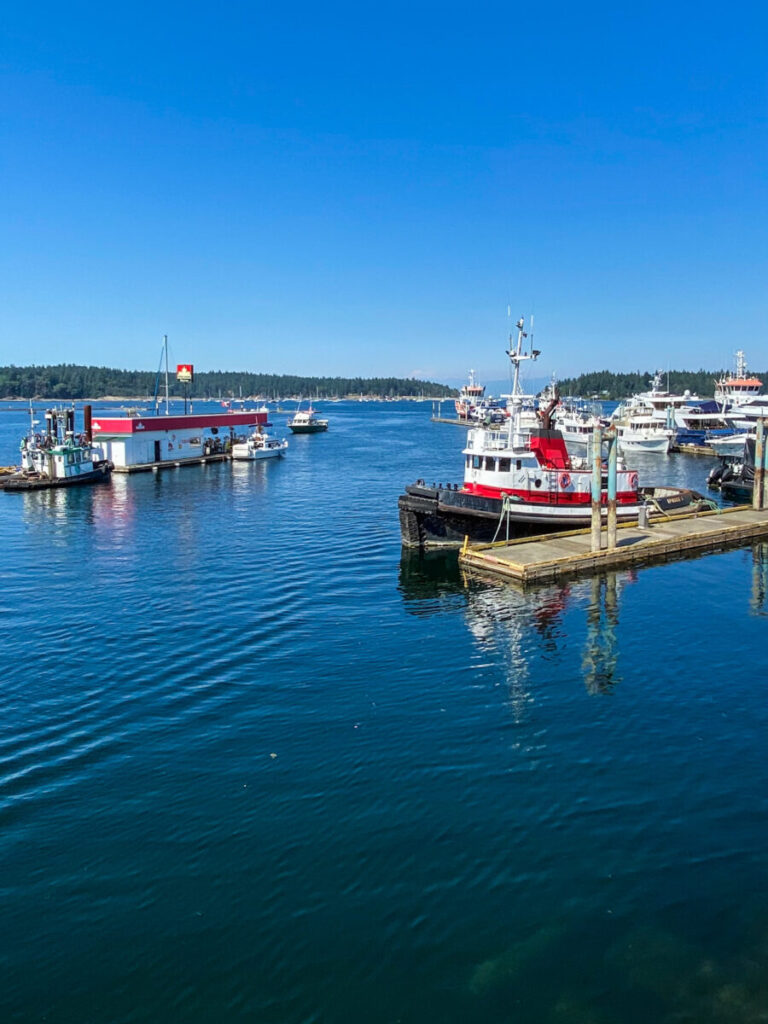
[
  {"x1": 0, "y1": 364, "x2": 457, "y2": 400},
  {"x1": 557, "y1": 369, "x2": 766, "y2": 400}
]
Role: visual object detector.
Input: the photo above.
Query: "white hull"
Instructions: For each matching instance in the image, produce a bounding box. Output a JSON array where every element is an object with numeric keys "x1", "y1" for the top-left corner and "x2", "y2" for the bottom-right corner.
[
  {"x1": 231, "y1": 446, "x2": 286, "y2": 460},
  {"x1": 231, "y1": 435, "x2": 288, "y2": 460},
  {"x1": 617, "y1": 434, "x2": 670, "y2": 454},
  {"x1": 709, "y1": 433, "x2": 750, "y2": 457}
]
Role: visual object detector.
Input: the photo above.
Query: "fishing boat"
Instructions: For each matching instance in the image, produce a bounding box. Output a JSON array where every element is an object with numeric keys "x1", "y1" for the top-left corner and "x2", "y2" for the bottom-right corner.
[
  {"x1": 231, "y1": 429, "x2": 288, "y2": 460},
  {"x1": 398, "y1": 319, "x2": 706, "y2": 549},
  {"x1": 287, "y1": 405, "x2": 328, "y2": 434},
  {"x1": 0, "y1": 405, "x2": 113, "y2": 491}
]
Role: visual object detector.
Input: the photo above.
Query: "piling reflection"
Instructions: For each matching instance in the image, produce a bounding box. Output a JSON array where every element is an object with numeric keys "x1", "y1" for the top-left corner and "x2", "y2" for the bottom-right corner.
[
  {"x1": 581, "y1": 573, "x2": 621, "y2": 694},
  {"x1": 750, "y1": 541, "x2": 768, "y2": 617},
  {"x1": 399, "y1": 552, "x2": 632, "y2": 704}
]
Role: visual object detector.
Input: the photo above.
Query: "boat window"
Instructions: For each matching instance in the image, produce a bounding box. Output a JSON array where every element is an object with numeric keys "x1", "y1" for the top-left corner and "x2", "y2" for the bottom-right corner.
[
  {"x1": 466, "y1": 455, "x2": 471, "y2": 468},
  {"x1": 499, "y1": 458, "x2": 510, "y2": 472},
  {"x1": 67, "y1": 453, "x2": 74, "y2": 465},
  {"x1": 516, "y1": 460, "x2": 522, "y2": 470},
  {"x1": 472, "y1": 455, "x2": 482, "y2": 469},
  {"x1": 484, "y1": 457, "x2": 496, "y2": 471}
]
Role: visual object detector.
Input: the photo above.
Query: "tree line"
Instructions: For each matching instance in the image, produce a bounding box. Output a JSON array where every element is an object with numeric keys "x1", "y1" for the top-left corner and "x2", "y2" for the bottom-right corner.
[
  {"x1": 0, "y1": 364, "x2": 457, "y2": 400},
  {"x1": 557, "y1": 368, "x2": 767, "y2": 400}
]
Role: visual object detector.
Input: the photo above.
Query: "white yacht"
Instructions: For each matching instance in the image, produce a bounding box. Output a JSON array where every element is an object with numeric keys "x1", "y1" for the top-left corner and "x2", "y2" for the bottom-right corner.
[{"x1": 611, "y1": 403, "x2": 673, "y2": 454}]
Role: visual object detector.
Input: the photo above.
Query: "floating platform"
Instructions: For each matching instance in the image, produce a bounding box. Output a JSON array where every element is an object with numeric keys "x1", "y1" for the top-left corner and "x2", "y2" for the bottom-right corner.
[
  {"x1": 670, "y1": 443, "x2": 716, "y2": 456},
  {"x1": 459, "y1": 506, "x2": 768, "y2": 584},
  {"x1": 112, "y1": 453, "x2": 230, "y2": 473},
  {"x1": 430, "y1": 415, "x2": 473, "y2": 426}
]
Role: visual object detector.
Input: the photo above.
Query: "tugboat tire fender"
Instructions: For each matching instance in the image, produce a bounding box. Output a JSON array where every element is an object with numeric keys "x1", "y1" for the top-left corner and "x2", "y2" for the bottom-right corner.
[{"x1": 629, "y1": 472, "x2": 639, "y2": 489}]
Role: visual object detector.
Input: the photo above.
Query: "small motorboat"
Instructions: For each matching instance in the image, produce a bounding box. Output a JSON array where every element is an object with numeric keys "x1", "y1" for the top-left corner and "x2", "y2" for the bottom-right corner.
[{"x1": 231, "y1": 429, "x2": 288, "y2": 460}]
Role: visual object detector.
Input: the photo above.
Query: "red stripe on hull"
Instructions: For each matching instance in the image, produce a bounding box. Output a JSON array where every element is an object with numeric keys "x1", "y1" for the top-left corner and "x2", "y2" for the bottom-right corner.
[{"x1": 462, "y1": 483, "x2": 639, "y2": 505}]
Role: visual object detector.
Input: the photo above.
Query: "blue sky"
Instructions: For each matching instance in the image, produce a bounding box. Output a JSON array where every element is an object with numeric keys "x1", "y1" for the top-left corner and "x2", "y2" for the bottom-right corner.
[{"x1": 2, "y1": 2, "x2": 767, "y2": 381}]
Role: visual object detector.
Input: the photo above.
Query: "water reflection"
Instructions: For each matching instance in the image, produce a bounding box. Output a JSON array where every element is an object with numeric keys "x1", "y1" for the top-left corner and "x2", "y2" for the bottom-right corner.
[
  {"x1": 582, "y1": 574, "x2": 621, "y2": 694},
  {"x1": 750, "y1": 541, "x2": 768, "y2": 617},
  {"x1": 399, "y1": 552, "x2": 632, "y2": 705}
]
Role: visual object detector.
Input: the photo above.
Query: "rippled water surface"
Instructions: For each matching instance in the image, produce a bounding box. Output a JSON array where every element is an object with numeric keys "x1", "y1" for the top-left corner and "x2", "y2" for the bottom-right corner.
[{"x1": 2, "y1": 401, "x2": 767, "y2": 1023}]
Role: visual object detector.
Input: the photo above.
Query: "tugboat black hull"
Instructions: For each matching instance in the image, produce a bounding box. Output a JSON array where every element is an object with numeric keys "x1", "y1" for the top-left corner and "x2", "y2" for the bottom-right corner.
[
  {"x1": 0, "y1": 461, "x2": 113, "y2": 492},
  {"x1": 398, "y1": 482, "x2": 707, "y2": 549}
]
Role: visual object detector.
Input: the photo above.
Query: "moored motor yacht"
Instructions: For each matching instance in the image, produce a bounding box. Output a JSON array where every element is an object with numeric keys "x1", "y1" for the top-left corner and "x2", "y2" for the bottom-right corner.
[{"x1": 287, "y1": 405, "x2": 329, "y2": 434}]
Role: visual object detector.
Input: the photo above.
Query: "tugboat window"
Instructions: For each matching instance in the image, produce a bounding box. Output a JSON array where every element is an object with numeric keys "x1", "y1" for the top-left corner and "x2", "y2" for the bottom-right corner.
[
  {"x1": 516, "y1": 460, "x2": 522, "y2": 470},
  {"x1": 499, "y1": 458, "x2": 511, "y2": 472},
  {"x1": 485, "y1": 457, "x2": 496, "y2": 471},
  {"x1": 472, "y1": 455, "x2": 482, "y2": 469}
]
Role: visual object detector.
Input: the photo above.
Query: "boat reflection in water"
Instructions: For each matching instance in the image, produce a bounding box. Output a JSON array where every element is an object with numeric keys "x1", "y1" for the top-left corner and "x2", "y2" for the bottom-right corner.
[{"x1": 398, "y1": 550, "x2": 633, "y2": 706}]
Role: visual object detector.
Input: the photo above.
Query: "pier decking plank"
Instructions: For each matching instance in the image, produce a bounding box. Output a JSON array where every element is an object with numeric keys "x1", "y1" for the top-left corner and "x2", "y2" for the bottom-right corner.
[{"x1": 459, "y1": 506, "x2": 768, "y2": 583}]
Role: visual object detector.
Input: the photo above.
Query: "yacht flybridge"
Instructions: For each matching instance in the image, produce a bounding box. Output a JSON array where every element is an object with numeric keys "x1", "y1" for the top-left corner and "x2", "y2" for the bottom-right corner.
[{"x1": 399, "y1": 318, "x2": 706, "y2": 548}]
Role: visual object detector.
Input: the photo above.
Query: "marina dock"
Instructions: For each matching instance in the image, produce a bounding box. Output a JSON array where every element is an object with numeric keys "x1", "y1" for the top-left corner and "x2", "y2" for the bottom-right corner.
[
  {"x1": 459, "y1": 506, "x2": 768, "y2": 583},
  {"x1": 112, "y1": 453, "x2": 230, "y2": 473}
]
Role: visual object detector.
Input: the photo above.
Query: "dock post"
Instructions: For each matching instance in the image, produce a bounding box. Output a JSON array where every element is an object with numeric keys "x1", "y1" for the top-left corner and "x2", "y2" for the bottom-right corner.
[
  {"x1": 590, "y1": 425, "x2": 603, "y2": 552},
  {"x1": 605, "y1": 427, "x2": 618, "y2": 550},
  {"x1": 754, "y1": 419, "x2": 765, "y2": 511}
]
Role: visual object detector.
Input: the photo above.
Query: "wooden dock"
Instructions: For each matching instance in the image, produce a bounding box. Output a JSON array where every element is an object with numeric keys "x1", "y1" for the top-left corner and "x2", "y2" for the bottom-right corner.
[
  {"x1": 670, "y1": 443, "x2": 716, "y2": 456},
  {"x1": 430, "y1": 415, "x2": 472, "y2": 426},
  {"x1": 459, "y1": 506, "x2": 768, "y2": 583},
  {"x1": 113, "y1": 453, "x2": 230, "y2": 473}
]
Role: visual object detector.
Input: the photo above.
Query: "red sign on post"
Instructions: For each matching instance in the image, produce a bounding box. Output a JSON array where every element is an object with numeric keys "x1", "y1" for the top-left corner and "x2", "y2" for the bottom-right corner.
[{"x1": 176, "y1": 364, "x2": 194, "y2": 383}]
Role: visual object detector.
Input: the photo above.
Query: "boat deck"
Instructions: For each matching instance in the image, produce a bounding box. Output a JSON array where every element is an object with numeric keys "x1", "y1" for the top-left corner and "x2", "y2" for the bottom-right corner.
[{"x1": 459, "y1": 505, "x2": 768, "y2": 583}]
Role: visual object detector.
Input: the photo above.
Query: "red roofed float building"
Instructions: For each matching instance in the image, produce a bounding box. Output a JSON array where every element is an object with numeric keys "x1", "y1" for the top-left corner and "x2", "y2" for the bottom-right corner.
[{"x1": 91, "y1": 409, "x2": 268, "y2": 472}]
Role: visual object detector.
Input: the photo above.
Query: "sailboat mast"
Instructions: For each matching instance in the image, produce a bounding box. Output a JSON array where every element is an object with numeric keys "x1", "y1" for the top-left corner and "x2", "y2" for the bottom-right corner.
[{"x1": 164, "y1": 335, "x2": 170, "y2": 415}]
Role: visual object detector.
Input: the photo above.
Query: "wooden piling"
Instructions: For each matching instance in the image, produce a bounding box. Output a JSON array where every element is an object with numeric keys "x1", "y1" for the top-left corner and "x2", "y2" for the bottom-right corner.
[
  {"x1": 606, "y1": 428, "x2": 618, "y2": 550},
  {"x1": 590, "y1": 426, "x2": 603, "y2": 552},
  {"x1": 754, "y1": 420, "x2": 765, "y2": 511}
]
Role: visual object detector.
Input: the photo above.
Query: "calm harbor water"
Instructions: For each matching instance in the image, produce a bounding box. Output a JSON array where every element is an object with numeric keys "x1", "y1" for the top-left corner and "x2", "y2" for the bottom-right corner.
[{"x1": 1, "y1": 400, "x2": 767, "y2": 1023}]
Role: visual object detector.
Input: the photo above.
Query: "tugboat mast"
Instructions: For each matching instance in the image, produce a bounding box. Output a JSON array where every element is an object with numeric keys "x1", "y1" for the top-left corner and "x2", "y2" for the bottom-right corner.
[{"x1": 504, "y1": 315, "x2": 540, "y2": 443}]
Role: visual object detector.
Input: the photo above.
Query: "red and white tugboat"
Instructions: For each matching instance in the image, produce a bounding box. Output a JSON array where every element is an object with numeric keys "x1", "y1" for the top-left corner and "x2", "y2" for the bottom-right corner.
[{"x1": 399, "y1": 318, "x2": 707, "y2": 548}]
